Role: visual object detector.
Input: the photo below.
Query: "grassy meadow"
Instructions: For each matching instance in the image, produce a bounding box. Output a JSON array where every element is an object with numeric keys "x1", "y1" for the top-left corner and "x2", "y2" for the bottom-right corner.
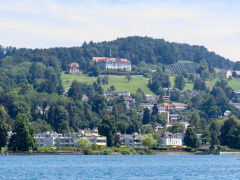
[
  {"x1": 61, "y1": 73, "x2": 155, "y2": 95},
  {"x1": 61, "y1": 71, "x2": 240, "y2": 96}
]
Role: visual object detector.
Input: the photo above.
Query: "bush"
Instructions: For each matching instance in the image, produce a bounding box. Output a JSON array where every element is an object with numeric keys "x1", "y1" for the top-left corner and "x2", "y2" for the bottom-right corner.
[
  {"x1": 120, "y1": 149, "x2": 131, "y2": 155},
  {"x1": 139, "y1": 149, "x2": 156, "y2": 155},
  {"x1": 101, "y1": 149, "x2": 113, "y2": 155}
]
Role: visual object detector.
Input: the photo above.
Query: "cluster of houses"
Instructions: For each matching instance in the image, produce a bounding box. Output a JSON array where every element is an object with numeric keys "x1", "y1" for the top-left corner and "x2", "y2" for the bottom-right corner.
[{"x1": 66, "y1": 56, "x2": 131, "y2": 73}]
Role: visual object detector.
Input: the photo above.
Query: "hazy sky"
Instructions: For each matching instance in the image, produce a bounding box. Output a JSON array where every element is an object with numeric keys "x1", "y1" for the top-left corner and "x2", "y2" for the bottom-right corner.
[{"x1": 0, "y1": 0, "x2": 239, "y2": 61}]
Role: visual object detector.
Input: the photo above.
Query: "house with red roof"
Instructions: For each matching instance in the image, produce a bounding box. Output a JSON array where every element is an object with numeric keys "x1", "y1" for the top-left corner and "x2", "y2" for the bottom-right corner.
[
  {"x1": 92, "y1": 57, "x2": 131, "y2": 71},
  {"x1": 67, "y1": 63, "x2": 80, "y2": 73}
]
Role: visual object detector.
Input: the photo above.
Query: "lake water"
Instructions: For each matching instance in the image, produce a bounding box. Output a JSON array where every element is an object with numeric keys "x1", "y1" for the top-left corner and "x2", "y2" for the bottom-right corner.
[{"x1": 1, "y1": 155, "x2": 240, "y2": 179}]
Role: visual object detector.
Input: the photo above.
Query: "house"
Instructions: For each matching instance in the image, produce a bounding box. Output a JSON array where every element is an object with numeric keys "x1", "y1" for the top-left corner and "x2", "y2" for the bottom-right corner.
[
  {"x1": 234, "y1": 71, "x2": 240, "y2": 77},
  {"x1": 224, "y1": 110, "x2": 231, "y2": 116},
  {"x1": 92, "y1": 57, "x2": 131, "y2": 71},
  {"x1": 154, "y1": 123, "x2": 164, "y2": 131},
  {"x1": 67, "y1": 63, "x2": 80, "y2": 73},
  {"x1": 103, "y1": 90, "x2": 111, "y2": 96},
  {"x1": 172, "y1": 103, "x2": 187, "y2": 111},
  {"x1": 120, "y1": 133, "x2": 142, "y2": 145},
  {"x1": 124, "y1": 97, "x2": 136, "y2": 104},
  {"x1": 234, "y1": 90, "x2": 240, "y2": 94},
  {"x1": 158, "y1": 107, "x2": 167, "y2": 113},
  {"x1": 162, "y1": 96, "x2": 170, "y2": 101},
  {"x1": 218, "y1": 70, "x2": 232, "y2": 78},
  {"x1": 169, "y1": 114, "x2": 180, "y2": 121},
  {"x1": 82, "y1": 94, "x2": 89, "y2": 102},
  {"x1": 180, "y1": 122, "x2": 190, "y2": 129},
  {"x1": 159, "y1": 132, "x2": 183, "y2": 147},
  {"x1": 34, "y1": 129, "x2": 107, "y2": 147},
  {"x1": 145, "y1": 94, "x2": 154, "y2": 101},
  {"x1": 186, "y1": 90, "x2": 200, "y2": 96},
  {"x1": 114, "y1": 91, "x2": 130, "y2": 97},
  {"x1": 231, "y1": 103, "x2": 240, "y2": 109},
  {"x1": 140, "y1": 103, "x2": 154, "y2": 111}
]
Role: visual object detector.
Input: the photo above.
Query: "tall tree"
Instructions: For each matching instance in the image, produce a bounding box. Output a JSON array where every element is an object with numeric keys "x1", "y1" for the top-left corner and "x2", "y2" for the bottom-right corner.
[
  {"x1": 0, "y1": 106, "x2": 10, "y2": 148},
  {"x1": 174, "y1": 74, "x2": 186, "y2": 91},
  {"x1": 219, "y1": 117, "x2": 237, "y2": 146},
  {"x1": 8, "y1": 114, "x2": 36, "y2": 151},
  {"x1": 125, "y1": 73, "x2": 133, "y2": 83},
  {"x1": 184, "y1": 127, "x2": 200, "y2": 149},
  {"x1": 98, "y1": 114, "x2": 116, "y2": 147},
  {"x1": 151, "y1": 103, "x2": 158, "y2": 116},
  {"x1": 143, "y1": 107, "x2": 151, "y2": 125},
  {"x1": 68, "y1": 80, "x2": 83, "y2": 101},
  {"x1": 88, "y1": 92, "x2": 107, "y2": 117}
]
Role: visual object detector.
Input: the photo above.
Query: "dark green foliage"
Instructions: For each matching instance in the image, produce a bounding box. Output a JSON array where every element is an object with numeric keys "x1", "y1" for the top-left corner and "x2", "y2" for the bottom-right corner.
[
  {"x1": 170, "y1": 89, "x2": 180, "y2": 102},
  {"x1": 184, "y1": 127, "x2": 200, "y2": 149},
  {"x1": 226, "y1": 126, "x2": 240, "y2": 149},
  {"x1": 151, "y1": 104, "x2": 158, "y2": 116},
  {"x1": 233, "y1": 61, "x2": 240, "y2": 71},
  {"x1": 0, "y1": 106, "x2": 10, "y2": 148},
  {"x1": 68, "y1": 80, "x2": 83, "y2": 101},
  {"x1": 168, "y1": 122, "x2": 185, "y2": 133},
  {"x1": 88, "y1": 92, "x2": 107, "y2": 117},
  {"x1": 8, "y1": 114, "x2": 36, "y2": 151},
  {"x1": 143, "y1": 107, "x2": 151, "y2": 125},
  {"x1": 209, "y1": 122, "x2": 220, "y2": 146},
  {"x1": 102, "y1": 75, "x2": 109, "y2": 85},
  {"x1": 193, "y1": 78, "x2": 207, "y2": 91},
  {"x1": 174, "y1": 74, "x2": 186, "y2": 91},
  {"x1": 98, "y1": 115, "x2": 116, "y2": 147},
  {"x1": 219, "y1": 117, "x2": 237, "y2": 146}
]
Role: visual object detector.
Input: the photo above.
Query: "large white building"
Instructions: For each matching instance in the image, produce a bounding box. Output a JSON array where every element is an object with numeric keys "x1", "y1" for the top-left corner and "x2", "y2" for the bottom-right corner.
[
  {"x1": 159, "y1": 132, "x2": 184, "y2": 147},
  {"x1": 92, "y1": 57, "x2": 131, "y2": 71},
  {"x1": 34, "y1": 129, "x2": 107, "y2": 147}
]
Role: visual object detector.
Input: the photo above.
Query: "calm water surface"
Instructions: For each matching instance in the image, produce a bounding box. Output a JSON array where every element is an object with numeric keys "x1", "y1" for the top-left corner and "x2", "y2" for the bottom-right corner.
[{"x1": 1, "y1": 155, "x2": 240, "y2": 179}]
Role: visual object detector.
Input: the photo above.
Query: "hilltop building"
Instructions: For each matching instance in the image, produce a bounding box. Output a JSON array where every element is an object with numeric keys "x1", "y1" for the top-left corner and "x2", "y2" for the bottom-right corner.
[
  {"x1": 218, "y1": 70, "x2": 232, "y2": 78},
  {"x1": 67, "y1": 63, "x2": 80, "y2": 73},
  {"x1": 92, "y1": 57, "x2": 131, "y2": 71}
]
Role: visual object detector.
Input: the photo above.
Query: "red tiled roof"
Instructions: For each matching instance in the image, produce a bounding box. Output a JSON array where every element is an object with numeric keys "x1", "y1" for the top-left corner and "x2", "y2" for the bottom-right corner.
[
  {"x1": 68, "y1": 63, "x2": 80, "y2": 67},
  {"x1": 235, "y1": 71, "x2": 240, "y2": 75},
  {"x1": 92, "y1": 57, "x2": 131, "y2": 63},
  {"x1": 82, "y1": 94, "x2": 88, "y2": 99}
]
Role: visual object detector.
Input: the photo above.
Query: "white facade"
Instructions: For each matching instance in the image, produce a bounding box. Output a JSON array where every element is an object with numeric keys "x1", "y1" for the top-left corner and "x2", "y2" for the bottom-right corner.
[
  {"x1": 92, "y1": 57, "x2": 131, "y2": 71},
  {"x1": 34, "y1": 130, "x2": 107, "y2": 147},
  {"x1": 160, "y1": 132, "x2": 183, "y2": 147},
  {"x1": 115, "y1": 91, "x2": 130, "y2": 97}
]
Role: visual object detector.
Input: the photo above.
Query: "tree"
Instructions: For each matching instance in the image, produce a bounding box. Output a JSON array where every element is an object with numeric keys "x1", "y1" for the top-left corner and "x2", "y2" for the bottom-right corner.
[
  {"x1": 219, "y1": 117, "x2": 237, "y2": 146},
  {"x1": 68, "y1": 80, "x2": 83, "y2": 101},
  {"x1": 233, "y1": 61, "x2": 240, "y2": 71},
  {"x1": 188, "y1": 74, "x2": 195, "y2": 83},
  {"x1": 102, "y1": 75, "x2": 109, "y2": 85},
  {"x1": 88, "y1": 92, "x2": 107, "y2": 117},
  {"x1": 170, "y1": 89, "x2": 180, "y2": 102},
  {"x1": 151, "y1": 103, "x2": 158, "y2": 116},
  {"x1": 0, "y1": 106, "x2": 10, "y2": 148},
  {"x1": 97, "y1": 76, "x2": 102, "y2": 85},
  {"x1": 77, "y1": 138, "x2": 91, "y2": 150},
  {"x1": 184, "y1": 127, "x2": 200, "y2": 149},
  {"x1": 174, "y1": 74, "x2": 186, "y2": 91},
  {"x1": 143, "y1": 107, "x2": 151, "y2": 125},
  {"x1": 98, "y1": 115, "x2": 116, "y2": 147},
  {"x1": 209, "y1": 122, "x2": 220, "y2": 146},
  {"x1": 125, "y1": 73, "x2": 132, "y2": 83},
  {"x1": 226, "y1": 125, "x2": 240, "y2": 149},
  {"x1": 110, "y1": 85, "x2": 116, "y2": 94},
  {"x1": 141, "y1": 134, "x2": 157, "y2": 148},
  {"x1": 8, "y1": 114, "x2": 36, "y2": 151},
  {"x1": 168, "y1": 121, "x2": 185, "y2": 133}
]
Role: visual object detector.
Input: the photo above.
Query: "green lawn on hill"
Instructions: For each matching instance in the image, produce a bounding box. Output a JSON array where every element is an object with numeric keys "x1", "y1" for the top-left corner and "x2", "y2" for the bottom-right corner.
[
  {"x1": 61, "y1": 73, "x2": 155, "y2": 95},
  {"x1": 206, "y1": 77, "x2": 240, "y2": 90}
]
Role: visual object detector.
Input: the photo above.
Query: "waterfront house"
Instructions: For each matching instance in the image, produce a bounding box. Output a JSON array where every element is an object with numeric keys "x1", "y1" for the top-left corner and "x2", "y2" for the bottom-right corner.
[{"x1": 159, "y1": 132, "x2": 183, "y2": 147}]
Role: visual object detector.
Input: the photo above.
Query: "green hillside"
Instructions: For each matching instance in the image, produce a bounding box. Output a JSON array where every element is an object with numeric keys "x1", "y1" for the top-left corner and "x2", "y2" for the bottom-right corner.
[{"x1": 62, "y1": 73, "x2": 155, "y2": 95}]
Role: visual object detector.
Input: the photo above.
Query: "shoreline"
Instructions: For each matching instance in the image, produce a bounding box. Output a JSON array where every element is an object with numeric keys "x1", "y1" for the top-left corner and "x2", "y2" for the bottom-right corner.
[{"x1": 2, "y1": 152, "x2": 240, "y2": 155}]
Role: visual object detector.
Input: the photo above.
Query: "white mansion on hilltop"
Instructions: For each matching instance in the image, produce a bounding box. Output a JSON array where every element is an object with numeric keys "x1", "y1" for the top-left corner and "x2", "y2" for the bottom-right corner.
[{"x1": 92, "y1": 57, "x2": 131, "y2": 71}]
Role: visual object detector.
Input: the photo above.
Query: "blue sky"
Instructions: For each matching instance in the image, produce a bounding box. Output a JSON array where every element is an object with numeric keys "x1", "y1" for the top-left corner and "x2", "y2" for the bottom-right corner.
[{"x1": 0, "y1": 0, "x2": 239, "y2": 61}]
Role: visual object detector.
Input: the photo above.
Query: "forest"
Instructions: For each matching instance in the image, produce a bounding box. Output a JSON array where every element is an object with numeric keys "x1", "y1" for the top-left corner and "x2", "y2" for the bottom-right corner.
[{"x1": 0, "y1": 36, "x2": 240, "y2": 151}]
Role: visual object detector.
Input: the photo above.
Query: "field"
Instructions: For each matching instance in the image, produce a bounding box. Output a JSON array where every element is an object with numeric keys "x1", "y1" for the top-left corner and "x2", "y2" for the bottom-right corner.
[
  {"x1": 61, "y1": 73, "x2": 155, "y2": 95},
  {"x1": 206, "y1": 77, "x2": 240, "y2": 90},
  {"x1": 61, "y1": 72, "x2": 240, "y2": 96}
]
